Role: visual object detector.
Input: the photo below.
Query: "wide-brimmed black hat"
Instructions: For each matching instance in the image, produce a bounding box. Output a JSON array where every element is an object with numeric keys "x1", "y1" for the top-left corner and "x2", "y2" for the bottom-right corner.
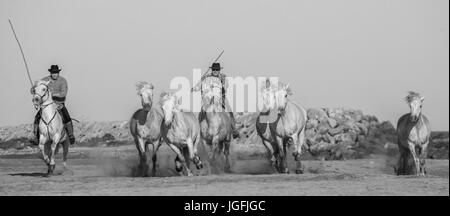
[
  {"x1": 48, "y1": 65, "x2": 61, "y2": 73},
  {"x1": 210, "y1": 62, "x2": 223, "y2": 71}
]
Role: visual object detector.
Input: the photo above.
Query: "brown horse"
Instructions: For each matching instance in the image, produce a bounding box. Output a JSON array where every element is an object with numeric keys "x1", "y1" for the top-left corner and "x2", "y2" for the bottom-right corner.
[
  {"x1": 32, "y1": 80, "x2": 70, "y2": 176},
  {"x1": 159, "y1": 92, "x2": 203, "y2": 176},
  {"x1": 129, "y1": 82, "x2": 164, "y2": 177},
  {"x1": 396, "y1": 91, "x2": 431, "y2": 176},
  {"x1": 256, "y1": 82, "x2": 308, "y2": 174},
  {"x1": 200, "y1": 92, "x2": 233, "y2": 173}
]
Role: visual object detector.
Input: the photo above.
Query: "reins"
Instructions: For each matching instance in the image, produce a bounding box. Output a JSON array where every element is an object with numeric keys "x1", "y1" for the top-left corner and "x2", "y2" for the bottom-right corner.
[{"x1": 34, "y1": 83, "x2": 61, "y2": 141}]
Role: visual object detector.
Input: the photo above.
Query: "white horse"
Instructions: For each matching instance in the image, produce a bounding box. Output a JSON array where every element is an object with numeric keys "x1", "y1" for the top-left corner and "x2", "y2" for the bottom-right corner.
[
  {"x1": 256, "y1": 82, "x2": 308, "y2": 174},
  {"x1": 159, "y1": 92, "x2": 203, "y2": 176},
  {"x1": 396, "y1": 91, "x2": 431, "y2": 176},
  {"x1": 200, "y1": 90, "x2": 233, "y2": 173},
  {"x1": 32, "y1": 80, "x2": 70, "y2": 175},
  {"x1": 129, "y1": 82, "x2": 164, "y2": 177}
]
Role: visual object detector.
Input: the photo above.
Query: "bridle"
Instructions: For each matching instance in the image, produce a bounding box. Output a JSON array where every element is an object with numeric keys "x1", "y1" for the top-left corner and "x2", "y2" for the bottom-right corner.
[
  {"x1": 34, "y1": 83, "x2": 60, "y2": 140},
  {"x1": 272, "y1": 90, "x2": 289, "y2": 115},
  {"x1": 34, "y1": 83, "x2": 50, "y2": 107},
  {"x1": 140, "y1": 89, "x2": 154, "y2": 108}
]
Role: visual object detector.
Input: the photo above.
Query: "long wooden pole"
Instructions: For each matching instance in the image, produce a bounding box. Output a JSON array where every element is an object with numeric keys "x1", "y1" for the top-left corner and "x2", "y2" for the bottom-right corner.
[{"x1": 9, "y1": 18, "x2": 33, "y2": 86}]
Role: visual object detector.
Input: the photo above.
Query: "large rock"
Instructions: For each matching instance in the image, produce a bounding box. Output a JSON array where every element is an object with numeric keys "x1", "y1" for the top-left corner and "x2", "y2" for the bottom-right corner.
[
  {"x1": 349, "y1": 110, "x2": 364, "y2": 122},
  {"x1": 317, "y1": 120, "x2": 330, "y2": 135},
  {"x1": 306, "y1": 129, "x2": 323, "y2": 145},
  {"x1": 306, "y1": 119, "x2": 319, "y2": 130},
  {"x1": 327, "y1": 118, "x2": 338, "y2": 128},
  {"x1": 328, "y1": 124, "x2": 352, "y2": 136},
  {"x1": 307, "y1": 108, "x2": 328, "y2": 120},
  {"x1": 326, "y1": 108, "x2": 344, "y2": 119},
  {"x1": 355, "y1": 122, "x2": 369, "y2": 135},
  {"x1": 341, "y1": 119, "x2": 361, "y2": 134},
  {"x1": 334, "y1": 131, "x2": 358, "y2": 144}
]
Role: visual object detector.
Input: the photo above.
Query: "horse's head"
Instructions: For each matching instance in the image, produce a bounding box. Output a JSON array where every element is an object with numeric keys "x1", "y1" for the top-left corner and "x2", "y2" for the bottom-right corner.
[
  {"x1": 260, "y1": 83, "x2": 276, "y2": 111},
  {"x1": 32, "y1": 80, "x2": 52, "y2": 107},
  {"x1": 274, "y1": 84, "x2": 292, "y2": 112},
  {"x1": 136, "y1": 81, "x2": 154, "y2": 110},
  {"x1": 160, "y1": 92, "x2": 181, "y2": 125},
  {"x1": 405, "y1": 91, "x2": 425, "y2": 122}
]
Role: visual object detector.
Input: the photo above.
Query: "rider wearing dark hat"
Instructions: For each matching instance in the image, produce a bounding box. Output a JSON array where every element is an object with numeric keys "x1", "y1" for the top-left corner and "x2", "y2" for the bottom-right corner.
[
  {"x1": 30, "y1": 65, "x2": 76, "y2": 145},
  {"x1": 192, "y1": 62, "x2": 239, "y2": 138}
]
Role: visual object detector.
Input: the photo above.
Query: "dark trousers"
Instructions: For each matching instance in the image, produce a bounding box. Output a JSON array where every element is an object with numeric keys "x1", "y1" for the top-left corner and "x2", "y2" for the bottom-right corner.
[{"x1": 34, "y1": 104, "x2": 71, "y2": 124}]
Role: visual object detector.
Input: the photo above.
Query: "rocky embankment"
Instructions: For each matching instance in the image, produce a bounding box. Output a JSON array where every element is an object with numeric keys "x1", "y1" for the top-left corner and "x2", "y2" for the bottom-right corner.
[{"x1": 0, "y1": 108, "x2": 448, "y2": 160}]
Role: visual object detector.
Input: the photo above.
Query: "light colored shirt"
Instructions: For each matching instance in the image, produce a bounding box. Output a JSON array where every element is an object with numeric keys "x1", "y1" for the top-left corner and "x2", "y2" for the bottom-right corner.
[{"x1": 41, "y1": 75, "x2": 68, "y2": 103}]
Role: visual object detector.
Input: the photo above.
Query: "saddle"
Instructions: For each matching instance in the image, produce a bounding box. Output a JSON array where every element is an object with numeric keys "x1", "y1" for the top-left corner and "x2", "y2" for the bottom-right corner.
[
  {"x1": 256, "y1": 109, "x2": 281, "y2": 136},
  {"x1": 57, "y1": 109, "x2": 66, "y2": 123}
]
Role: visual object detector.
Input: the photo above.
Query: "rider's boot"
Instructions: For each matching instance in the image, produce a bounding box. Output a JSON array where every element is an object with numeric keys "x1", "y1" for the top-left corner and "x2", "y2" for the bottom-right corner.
[
  {"x1": 229, "y1": 112, "x2": 239, "y2": 139},
  {"x1": 65, "y1": 122, "x2": 76, "y2": 145}
]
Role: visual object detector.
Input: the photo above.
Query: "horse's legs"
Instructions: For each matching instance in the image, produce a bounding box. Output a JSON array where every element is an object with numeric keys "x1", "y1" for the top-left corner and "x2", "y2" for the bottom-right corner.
[
  {"x1": 167, "y1": 143, "x2": 189, "y2": 176},
  {"x1": 151, "y1": 140, "x2": 162, "y2": 177},
  {"x1": 276, "y1": 136, "x2": 288, "y2": 173},
  {"x1": 419, "y1": 142, "x2": 429, "y2": 176},
  {"x1": 135, "y1": 137, "x2": 148, "y2": 177},
  {"x1": 261, "y1": 139, "x2": 276, "y2": 167},
  {"x1": 292, "y1": 130, "x2": 305, "y2": 174},
  {"x1": 223, "y1": 140, "x2": 231, "y2": 173},
  {"x1": 408, "y1": 142, "x2": 421, "y2": 176},
  {"x1": 188, "y1": 138, "x2": 203, "y2": 170},
  {"x1": 62, "y1": 139, "x2": 70, "y2": 170},
  {"x1": 283, "y1": 137, "x2": 290, "y2": 174},
  {"x1": 209, "y1": 136, "x2": 219, "y2": 161},
  {"x1": 182, "y1": 147, "x2": 193, "y2": 176},
  {"x1": 396, "y1": 145, "x2": 407, "y2": 175},
  {"x1": 39, "y1": 135, "x2": 49, "y2": 165},
  {"x1": 48, "y1": 138, "x2": 59, "y2": 175}
]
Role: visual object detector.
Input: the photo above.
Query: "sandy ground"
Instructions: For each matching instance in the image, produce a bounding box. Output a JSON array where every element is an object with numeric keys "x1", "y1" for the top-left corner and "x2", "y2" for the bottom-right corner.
[{"x1": 0, "y1": 145, "x2": 448, "y2": 196}]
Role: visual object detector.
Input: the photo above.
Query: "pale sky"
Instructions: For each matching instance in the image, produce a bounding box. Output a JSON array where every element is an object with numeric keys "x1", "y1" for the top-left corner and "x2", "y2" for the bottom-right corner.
[{"x1": 0, "y1": 0, "x2": 448, "y2": 130}]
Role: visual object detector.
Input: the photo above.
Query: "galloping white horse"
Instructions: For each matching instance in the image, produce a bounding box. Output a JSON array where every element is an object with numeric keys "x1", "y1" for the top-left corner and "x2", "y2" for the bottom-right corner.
[
  {"x1": 256, "y1": 82, "x2": 308, "y2": 174},
  {"x1": 159, "y1": 92, "x2": 203, "y2": 176},
  {"x1": 32, "y1": 80, "x2": 70, "y2": 175},
  {"x1": 396, "y1": 91, "x2": 431, "y2": 176},
  {"x1": 200, "y1": 89, "x2": 233, "y2": 173},
  {"x1": 129, "y1": 82, "x2": 164, "y2": 177}
]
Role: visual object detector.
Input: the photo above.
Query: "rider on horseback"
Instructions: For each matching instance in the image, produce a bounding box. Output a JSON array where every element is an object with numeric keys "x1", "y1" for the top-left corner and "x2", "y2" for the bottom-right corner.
[
  {"x1": 192, "y1": 62, "x2": 239, "y2": 138},
  {"x1": 30, "y1": 65, "x2": 76, "y2": 145}
]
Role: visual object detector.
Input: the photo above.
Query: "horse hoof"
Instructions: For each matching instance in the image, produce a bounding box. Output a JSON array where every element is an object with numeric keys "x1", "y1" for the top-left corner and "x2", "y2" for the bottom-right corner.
[
  {"x1": 47, "y1": 166, "x2": 55, "y2": 175},
  {"x1": 196, "y1": 163, "x2": 203, "y2": 170},
  {"x1": 295, "y1": 169, "x2": 304, "y2": 174},
  {"x1": 224, "y1": 166, "x2": 231, "y2": 173},
  {"x1": 175, "y1": 166, "x2": 183, "y2": 173}
]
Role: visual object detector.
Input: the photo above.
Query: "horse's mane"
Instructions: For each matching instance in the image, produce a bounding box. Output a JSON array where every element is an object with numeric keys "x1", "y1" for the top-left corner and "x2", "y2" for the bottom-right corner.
[
  {"x1": 405, "y1": 91, "x2": 422, "y2": 103},
  {"x1": 33, "y1": 79, "x2": 48, "y2": 87},
  {"x1": 135, "y1": 81, "x2": 154, "y2": 93},
  {"x1": 260, "y1": 80, "x2": 293, "y2": 109},
  {"x1": 159, "y1": 91, "x2": 178, "y2": 106},
  {"x1": 260, "y1": 79, "x2": 292, "y2": 95}
]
